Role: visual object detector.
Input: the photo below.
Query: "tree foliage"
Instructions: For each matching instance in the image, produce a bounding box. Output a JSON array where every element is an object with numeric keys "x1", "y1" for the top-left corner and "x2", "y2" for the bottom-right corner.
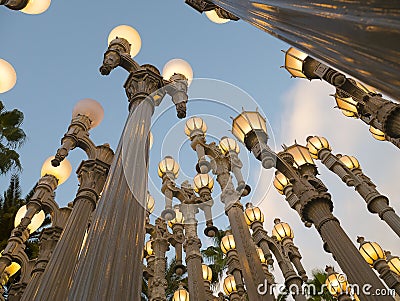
[{"x1": 0, "y1": 101, "x2": 26, "y2": 175}]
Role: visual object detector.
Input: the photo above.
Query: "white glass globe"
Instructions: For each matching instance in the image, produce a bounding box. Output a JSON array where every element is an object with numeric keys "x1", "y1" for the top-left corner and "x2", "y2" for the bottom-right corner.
[
  {"x1": 107, "y1": 25, "x2": 142, "y2": 58},
  {"x1": 41, "y1": 156, "x2": 72, "y2": 185},
  {"x1": 162, "y1": 59, "x2": 193, "y2": 85},
  {"x1": 205, "y1": 10, "x2": 230, "y2": 24},
  {"x1": 72, "y1": 98, "x2": 104, "y2": 129},
  {"x1": 14, "y1": 205, "x2": 45, "y2": 233},
  {"x1": 0, "y1": 59, "x2": 17, "y2": 93},
  {"x1": 21, "y1": 0, "x2": 51, "y2": 14}
]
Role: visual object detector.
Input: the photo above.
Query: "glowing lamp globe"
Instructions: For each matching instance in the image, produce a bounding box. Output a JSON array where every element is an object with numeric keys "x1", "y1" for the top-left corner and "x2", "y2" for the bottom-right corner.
[
  {"x1": 388, "y1": 255, "x2": 400, "y2": 276},
  {"x1": 369, "y1": 126, "x2": 386, "y2": 141},
  {"x1": 283, "y1": 47, "x2": 309, "y2": 78},
  {"x1": 221, "y1": 234, "x2": 236, "y2": 254},
  {"x1": 146, "y1": 193, "x2": 155, "y2": 214},
  {"x1": 184, "y1": 117, "x2": 207, "y2": 137},
  {"x1": 273, "y1": 172, "x2": 290, "y2": 195},
  {"x1": 41, "y1": 156, "x2": 72, "y2": 185},
  {"x1": 108, "y1": 25, "x2": 141, "y2": 58},
  {"x1": 144, "y1": 240, "x2": 153, "y2": 258},
  {"x1": 272, "y1": 219, "x2": 294, "y2": 241},
  {"x1": 223, "y1": 275, "x2": 237, "y2": 295},
  {"x1": 306, "y1": 136, "x2": 331, "y2": 159},
  {"x1": 149, "y1": 131, "x2": 154, "y2": 149},
  {"x1": 72, "y1": 98, "x2": 104, "y2": 129},
  {"x1": 219, "y1": 137, "x2": 240, "y2": 155},
  {"x1": 162, "y1": 59, "x2": 193, "y2": 85},
  {"x1": 334, "y1": 93, "x2": 358, "y2": 118},
  {"x1": 358, "y1": 239, "x2": 385, "y2": 265},
  {"x1": 256, "y1": 247, "x2": 267, "y2": 264},
  {"x1": 205, "y1": 10, "x2": 230, "y2": 24},
  {"x1": 168, "y1": 207, "x2": 184, "y2": 228},
  {"x1": 21, "y1": 0, "x2": 51, "y2": 14},
  {"x1": 193, "y1": 173, "x2": 214, "y2": 193},
  {"x1": 285, "y1": 143, "x2": 315, "y2": 168},
  {"x1": 202, "y1": 264, "x2": 213, "y2": 282},
  {"x1": 172, "y1": 286, "x2": 189, "y2": 301},
  {"x1": 0, "y1": 59, "x2": 17, "y2": 93},
  {"x1": 339, "y1": 155, "x2": 360, "y2": 170},
  {"x1": 231, "y1": 110, "x2": 267, "y2": 144},
  {"x1": 14, "y1": 205, "x2": 45, "y2": 233},
  {"x1": 244, "y1": 205, "x2": 264, "y2": 226},
  {"x1": 326, "y1": 270, "x2": 348, "y2": 297},
  {"x1": 157, "y1": 156, "x2": 180, "y2": 178}
]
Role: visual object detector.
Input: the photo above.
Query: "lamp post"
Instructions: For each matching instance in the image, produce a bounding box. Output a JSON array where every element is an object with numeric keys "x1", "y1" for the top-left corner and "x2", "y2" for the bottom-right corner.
[
  {"x1": 0, "y1": 157, "x2": 72, "y2": 300},
  {"x1": 232, "y1": 109, "x2": 393, "y2": 300},
  {"x1": 357, "y1": 237, "x2": 400, "y2": 295},
  {"x1": 306, "y1": 135, "x2": 400, "y2": 237},
  {"x1": 0, "y1": 0, "x2": 50, "y2": 14},
  {"x1": 245, "y1": 203, "x2": 307, "y2": 301},
  {"x1": 61, "y1": 25, "x2": 192, "y2": 301},
  {"x1": 28, "y1": 99, "x2": 114, "y2": 301},
  {"x1": 184, "y1": 116, "x2": 273, "y2": 301},
  {"x1": 283, "y1": 47, "x2": 400, "y2": 143}
]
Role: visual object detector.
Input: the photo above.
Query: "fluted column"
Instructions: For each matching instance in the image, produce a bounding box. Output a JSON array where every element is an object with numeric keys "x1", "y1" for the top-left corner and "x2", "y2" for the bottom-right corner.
[
  {"x1": 307, "y1": 200, "x2": 392, "y2": 301},
  {"x1": 182, "y1": 204, "x2": 208, "y2": 301},
  {"x1": 220, "y1": 175, "x2": 272, "y2": 301},
  {"x1": 68, "y1": 80, "x2": 157, "y2": 300},
  {"x1": 29, "y1": 154, "x2": 113, "y2": 301}
]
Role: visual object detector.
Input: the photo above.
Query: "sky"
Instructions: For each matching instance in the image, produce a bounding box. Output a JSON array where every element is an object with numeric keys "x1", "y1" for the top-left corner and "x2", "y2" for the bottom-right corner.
[{"x1": 0, "y1": 0, "x2": 399, "y2": 292}]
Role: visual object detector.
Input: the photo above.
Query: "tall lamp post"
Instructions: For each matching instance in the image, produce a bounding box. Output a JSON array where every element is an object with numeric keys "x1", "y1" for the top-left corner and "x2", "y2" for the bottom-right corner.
[
  {"x1": 64, "y1": 25, "x2": 192, "y2": 301},
  {"x1": 306, "y1": 136, "x2": 400, "y2": 237},
  {"x1": 231, "y1": 110, "x2": 394, "y2": 300},
  {"x1": 27, "y1": 99, "x2": 115, "y2": 301},
  {"x1": 283, "y1": 47, "x2": 400, "y2": 147},
  {"x1": 184, "y1": 116, "x2": 273, "y2": 301}
]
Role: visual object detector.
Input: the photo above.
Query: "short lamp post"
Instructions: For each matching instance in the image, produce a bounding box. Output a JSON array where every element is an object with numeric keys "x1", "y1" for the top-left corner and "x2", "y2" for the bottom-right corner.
[
  {"x1": 231, "y1": 109, "x2": 393, "y2": 300},
  {"x1": 0, "y1": 0, "x2": 50, "y2": 14},
  {"x1": 283, "y1": 47, "x2": 400, "y2": 145},
  {"x1": 357, "y1": 237, "x2": 400, "y2": 295},
  {"x1": 306, "y1": 135, "x2": 400, "y2": 237}
]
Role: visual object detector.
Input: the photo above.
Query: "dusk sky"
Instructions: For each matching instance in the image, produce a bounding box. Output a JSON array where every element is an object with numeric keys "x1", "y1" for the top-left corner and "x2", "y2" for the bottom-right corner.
[{"x1": 0, "y1": 0, "x2": 398, "y2": 289}]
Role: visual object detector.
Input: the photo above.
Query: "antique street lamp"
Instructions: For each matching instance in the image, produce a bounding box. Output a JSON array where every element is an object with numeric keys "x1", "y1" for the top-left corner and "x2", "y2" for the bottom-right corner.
[
  {"x1": 185, "y1": 116, "x2": 271, "y2": 301},
  {"x1": 283, "y1": 47, "x2": 400, "y2": 143},
  {"x1": 0, "y1": 59, "x2": 16, "y2": 93},
  {"x1": 223, "y1": 274, "x2": 240, "y2": 301},
  {"x1": 59, "y1": 24, "x2": 193, "y2": 301},
  {"x1": 325, "y1": 266, "x2": 352, "y2": 301},
  {"x1": 357, "y1": 237, "x2": 400, "y2": 295},
  {"x1": 306, "y1": 135, "x2": 400, "y2": 237},
  {"x1": 232, "y1": 109, "x2": 393, "y2": 300},
  {"x1": 0, "y1": 0, "x2": 50, "y2": 14}
]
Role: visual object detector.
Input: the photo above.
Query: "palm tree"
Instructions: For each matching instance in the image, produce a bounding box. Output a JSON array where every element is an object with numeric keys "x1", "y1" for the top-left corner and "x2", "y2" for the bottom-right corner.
[
  {"x1": 201, "y1": 229, "x2": 228, "y2": 291},
  {"x1": 306, "y1": 269, "x2": 336, "y2": 301},
  {"x1": 0, "y1": 101, "x2": 26, "y2": 175}
]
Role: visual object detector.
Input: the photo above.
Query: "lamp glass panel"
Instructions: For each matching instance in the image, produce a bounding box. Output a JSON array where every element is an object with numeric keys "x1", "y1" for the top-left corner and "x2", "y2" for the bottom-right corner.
[
  {"x1": 145, "y1": 240, "x2": 153, "y2": 256},
  {"x1": 162, "y1": 59, "x2": 193, "y2": 85},
  {"x1": 307, "y1": 136, "x2": 330, "y2": 159},
  {"x1": 244, "y1": 207, "x2": 264, "y2": 225},
  {"x1": 369, "y1": 126, "x2": 386, "y2": 141},
  {"x1": 219, "y1": 137, "x2": 240, "y2": 154},
  {"x1": 72, "y1": 98, "x2": 104, "y2": 128},
  {"x1": 339, "y1": 155, "x2": 360, "y2": 170},
  {"x1": 202, "y1": 264, "x2": 213, "y2": 281},
  {"x1": 221, "y1": 234, "x2": 236, "y2": 254},
  {"x1": 359, "y1": 242, "x2": 385, "y2": 265},
  {"x1": 184, "y1": 117, "x2": 207, "y2": 136},
  {"x1": 147, "y1": 193, "x2": 155, "y2": 213},
  {"x1": 41, "y1": 156, "x2": 72, "y2": 185},
  {"x1": 172, "y1": 288, "x2": 189, "y2": 301},
  {"x1": 335, "y1": 95, "x2": 358, "y2": 117},
  {"x1": 273, "y1": 172, "x2": 290, "y2": 194},
  {"x1": 21, "y1": 0, "x2": 51, "y2": 14},
  {"x1": 388, "y1": 257, "x2": 400, "y2": 275},
  {"x1": 284, "y1": 47, "x2": 308, "y2": 78},
  {"x1": 326, "y1": 273, "x2": 348, "y2": 297},
  {"x1": 205, "y1": 9, "x2": 230, "y2": 24},
  {"x1": 193, "y1": 173, "x2": 214, "y2": 192},
  {"x1": 223, "y1": 275, "x2": 237, "y2": 295},
  {"x1": 107, "y1": 25, "x2": 141, "y2": 57},
  {"x1": 272, "y1": 222, "x2": 293, "y2": 241},
  {"x1": 285, "y1": 144, "x2": 314, "y2": 167},
  {"x1": 256, "y1": 247, "x2": 266, "y2": 263}
]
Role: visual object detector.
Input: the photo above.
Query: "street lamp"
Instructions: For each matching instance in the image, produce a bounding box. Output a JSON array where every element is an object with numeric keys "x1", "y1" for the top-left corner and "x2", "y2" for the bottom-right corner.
[
  {"x1": 283, "y1": 47, "x2": 400, "y2": 144},
  {"x1": 58, "y1": 23, "x2": 194, "y2": 300},
  {"x1": 325, "y1": 266, "x2": 352, "y2": 301},
  {"x1": 0, "y1": 59, "x2": 16, "y2": 93},
  {"x1": 0, "y1": 0, "x2": 51, "y2": 14},
  {"x1": 306, "y1": 135, "x2": 400, "y2": 237},
  {"x1": 271, "y1": 219, "x2": 294, "y2": 242},
  {"x1": 232, "y1": 109, "x2": 393, "y2": 300},
  {"x1": 357, "y1": 237, "x2": 400, "y2": 295}
]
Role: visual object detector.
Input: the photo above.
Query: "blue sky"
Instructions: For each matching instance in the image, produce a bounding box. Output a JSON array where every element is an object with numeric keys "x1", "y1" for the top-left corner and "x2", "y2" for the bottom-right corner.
[{"x1": 1, "y1": 0, "x2": 399, "y2": 287}]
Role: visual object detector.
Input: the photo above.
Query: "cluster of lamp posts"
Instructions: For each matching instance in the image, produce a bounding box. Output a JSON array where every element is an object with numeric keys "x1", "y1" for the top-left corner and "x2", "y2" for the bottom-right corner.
[{"x1": 0, "y1": 4, "x2": 400, "y2": 300}]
